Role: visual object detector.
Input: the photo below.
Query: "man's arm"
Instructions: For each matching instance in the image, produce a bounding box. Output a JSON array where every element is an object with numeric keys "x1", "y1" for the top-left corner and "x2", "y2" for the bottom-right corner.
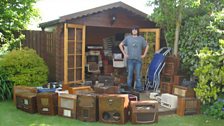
[
  {"x1": 141, "y1": 44, "x2": 149, "y2": 58},
  {"x1": 119, "y1": 42, "x2": 128, "y2": 58}
]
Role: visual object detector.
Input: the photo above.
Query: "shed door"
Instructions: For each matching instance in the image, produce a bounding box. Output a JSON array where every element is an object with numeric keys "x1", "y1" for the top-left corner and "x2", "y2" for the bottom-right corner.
[
  {"x1": 64, "y1": 24, "x2": 86, "y2": 85},
  {"x1": 139, "y1": 28, "x2": 160, "y2": 80}
]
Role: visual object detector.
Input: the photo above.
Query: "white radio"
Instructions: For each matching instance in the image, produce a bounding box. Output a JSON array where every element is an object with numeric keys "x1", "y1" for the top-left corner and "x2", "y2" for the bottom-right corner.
[{"x1": 161, "y1": 93, "x2": 178, "y2": 109}]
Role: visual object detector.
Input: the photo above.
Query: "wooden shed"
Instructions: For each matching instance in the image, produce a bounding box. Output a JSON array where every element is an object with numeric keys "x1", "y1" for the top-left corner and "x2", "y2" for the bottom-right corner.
[{"x1": 32, "y1": 2, "x2": 162, "y2": 88}]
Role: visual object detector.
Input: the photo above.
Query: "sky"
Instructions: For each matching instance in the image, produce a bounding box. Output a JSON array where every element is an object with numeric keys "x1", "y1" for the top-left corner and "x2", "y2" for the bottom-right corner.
[{"x1": 28, "y1": 0, "x2": 154, "y2": 30}]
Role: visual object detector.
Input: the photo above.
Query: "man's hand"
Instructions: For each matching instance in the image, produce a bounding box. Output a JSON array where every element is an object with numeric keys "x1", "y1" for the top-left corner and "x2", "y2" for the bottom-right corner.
[
  {"x1": 141, "y1": 54, "x2": 146, "y2": 58},
  {"x1": 124, "y1": 54, "x2": 129, "y2": 58}
]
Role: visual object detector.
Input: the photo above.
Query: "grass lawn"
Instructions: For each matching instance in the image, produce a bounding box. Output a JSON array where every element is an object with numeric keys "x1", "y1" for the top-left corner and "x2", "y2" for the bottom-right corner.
[{"x1": 0, "y1": 100, "x2": 224, "y2": 126}]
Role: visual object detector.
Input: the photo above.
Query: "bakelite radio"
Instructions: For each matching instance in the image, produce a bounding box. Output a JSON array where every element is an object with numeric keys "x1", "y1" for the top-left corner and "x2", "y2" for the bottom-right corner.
[
  {"x1": 58, "y1": 94, "x2": 77, "y2": 118},
  {"x1": 16, "y1": 92, "x2": 37, "y2": 113},
  {"x1": 130, "y1": 100, "x2": 159, "y2": 124},
  {"x1": 37, "y1": 92, "x2": 58, "y2": 115},
  {"x1": 98, "y1": 94, "x2": 129, "y2": 124}
]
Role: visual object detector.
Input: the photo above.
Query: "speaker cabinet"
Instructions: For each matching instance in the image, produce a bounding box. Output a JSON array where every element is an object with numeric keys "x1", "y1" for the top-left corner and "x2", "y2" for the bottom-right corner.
[
  {"x1": 68, "y1": 86, "x2": 93, "y2": 94},
  {"x1": 130, "y1": 100, "x2": 159, "y2": 124},
  {"x1": 177, "y1": 97, "x2": 200, "y2": 116},
  {"x1": 98, "y1": 94, "x2": 129, "y2": 124},
  {"x1": 37, "y1": 92, "x2": 58, "y2": 115},
  {"x1": 16, "y1": 92, "x2": 37, "y2": 113},
  {"x1": 13, "y1": 85, "x2": 37, "y2": 104},
  {"x1": 173, "y1": 85, "x2": 195, "y2": 98},
  {"x1": 77, "y1": 93, "x2": 98, "y2": 122},
  {"x1": 58, "y1": 94, "x2": 77, "y2": 118}
]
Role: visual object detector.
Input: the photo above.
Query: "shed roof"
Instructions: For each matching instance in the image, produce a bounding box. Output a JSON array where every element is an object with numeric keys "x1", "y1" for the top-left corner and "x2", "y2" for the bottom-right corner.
[{"x1": 39, "y1": 1, "x2": 149, "y2": 28}]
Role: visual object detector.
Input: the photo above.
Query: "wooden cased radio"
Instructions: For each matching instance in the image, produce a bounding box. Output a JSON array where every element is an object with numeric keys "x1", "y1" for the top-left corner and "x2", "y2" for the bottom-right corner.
[
  {"x1": 130, "y1": 100, "x2": 159, "y2": 124},
  {"x1": 58, "y1": 94, "x2": 77, "y2": 118},
  {"x1": 177, "y1": 97, "x2": 200, "y2": 116},
  {"x1": 68, "y1": 86, "x2": 93, "y2": 94},
  {"x1": 98, "y1": 94, "x2": 129, "y2": 124},
  {"x1": 16, "y1": 92, "x2": 37, "y2": 113},
  {"x1": 13, "y1": 85, "x2": 37, "y2": 104},
  {"x1": 37, "y1": 92, "x2": 58, "y2": 115},
  {"x1": 94, "y1": 86, "x2": 119, "y2": 94},
  {"x1": 77, "y1": 93, "x2": 98, "y2": 122},
  {"x1": 172, "y1": 85, "x2": 195, "y2": 98}
]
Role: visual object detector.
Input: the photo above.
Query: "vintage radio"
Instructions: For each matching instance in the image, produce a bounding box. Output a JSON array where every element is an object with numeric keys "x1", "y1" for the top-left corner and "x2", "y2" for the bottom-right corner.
[
  {"x1": 77, "y1": 93, "x2": 98, "y2": 122},
  {"x1": 161, "y1": 75, "x2": 174, "y2": 83},
  {"x1": 173, "y1": 85, "x2": 195, "y2": 98},
  {"x1": 161, "y1": 93, "x2": 178, "y2": 109},
  {"x1": 130, "y1": 100, "x2": 159, "y2": 124},
  {"x1": 98, "y1": 75, "x2": 114, "y2": 86},
  {"x1": 94, "y1": 86, "x2": 119, "y2": 94},
  {"x1": 130, "y1": 91, "x2": 151, "y2": 101},
  {"x1": 16, "y1": 92, "x2": 37, "y2": 113},
  {"x1": 37, "y1": 92, "x2": 58, "y2": 115},
  {"x1": 98, "y1": 94, "x2": 129, "y2": 124},
  {"x1": 174, "y1": 75, "x2": 185, "y2": 85},
  {"x1": 160, "y1": 82, "x2": 173, "y2": 94},
  {"x1": 13, "y1": 85, "x2": 37, "y2": 104},
  {"x1": 58, "y1": 94, "x2": 77, "y2": 118},
  {"x1": 37, "y1": 88, "x2": 57, "y2": 93},
  {"x1": 177, "y1": 97, "x2": 200, "y2": 116},
  {"x1": 68, "y1": 86, "x2": 93, "y2": 94}
]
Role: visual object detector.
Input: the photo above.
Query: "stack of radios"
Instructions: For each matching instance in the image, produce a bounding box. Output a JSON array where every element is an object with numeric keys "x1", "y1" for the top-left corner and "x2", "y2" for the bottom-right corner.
[
  {"x1": 172, "y1": 85, "x2": 200, "y2": 116},
  {"x1": 14, "y1": 83, "x2": 159, "y2": 124}
]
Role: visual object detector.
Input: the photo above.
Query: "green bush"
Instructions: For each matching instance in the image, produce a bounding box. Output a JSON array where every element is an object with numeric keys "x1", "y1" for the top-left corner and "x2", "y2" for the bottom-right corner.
[
  {"x1": 204, "y1": 100, "x2": 224, "y2": 119},
  {"x1": 179, "y1": 14, "x2": 221, "y2": 75},
  {"x1": 0, "y1": 48, "x2": 48, "y2": 87},
  {"x1": 194, "y1": 40, "x2": 224, "y2": 103},
  {"x1": 0, "y1": 75, "x2": 13, "y2": 101}
]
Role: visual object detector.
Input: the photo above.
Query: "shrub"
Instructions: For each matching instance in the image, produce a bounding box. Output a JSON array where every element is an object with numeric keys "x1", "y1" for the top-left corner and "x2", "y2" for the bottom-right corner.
[
  {"x1": 0, "y1": 75, "x2": 13, "y2": 101},
  {"x1": 0, "y1": 48, "x2": 48, "y2": 87},
  {"x1": 194, "y1": 40, "x2": 224, "y2": 103},
  {"x1": 204, "y1": 99, "x2": 224, "y2": 119}
]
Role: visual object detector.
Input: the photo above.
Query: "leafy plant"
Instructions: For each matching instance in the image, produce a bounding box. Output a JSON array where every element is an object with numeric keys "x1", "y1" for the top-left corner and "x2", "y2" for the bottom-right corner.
[
  {"x1": 0, "y1": 75, "x2": 13, "y2": 101},
  {"x1": 0, "y1": 48, "x2": 48, "y2": 87},
  {"x1": 204, "y1": 100, "x2": 224, "y2": 119},
  {"x1": 194, "y1": 40, "x2": 224, "y2": 103}
]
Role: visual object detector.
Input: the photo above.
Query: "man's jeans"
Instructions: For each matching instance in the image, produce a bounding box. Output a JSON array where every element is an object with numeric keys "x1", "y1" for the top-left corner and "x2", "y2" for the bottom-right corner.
[{"x1": 127, "y1": 59, "x2": 142, "y2": 91}]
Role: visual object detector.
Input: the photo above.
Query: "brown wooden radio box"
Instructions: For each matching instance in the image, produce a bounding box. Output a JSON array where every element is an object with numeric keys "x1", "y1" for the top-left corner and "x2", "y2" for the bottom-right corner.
[
  {"x1": 68, "y1": 86, "x2": 93, "y2": 94},
  {"x1": 177, "y1": 97, "x2": 200, "y2": 116},
  {"x1": 174, "y1": 75, "x2": 185, "y2": 85},
  {"x1": 37, "y1": 92, "x2": 58, "y2": 115},
  {"x1": 172, "y1": 85, "x2": 195, "y2": 98},
  {"x1": 94, "y1": 86, "x2": 119, "y2": 94},
  {"x1": 130, "y1": 100, "x2": 159, "y2": 124},
  {"x1": 58, "y1": 94, "x2": 77, "y2": 119},
  {"x1": 98, "y1": 94, "x2": 129, "y2": 124},
  {"x1": 76, "y1": 92, "x2": 98, "y2": 122},
  {"x1": 160, "y1": 82, "x2": 173, "y2": 94},
  {"x1": 13, "y1": 85, "x2": 37, "y2": 104},
  {"x1": 16, "y1": 92, "x2": 37, "y2": 113}
]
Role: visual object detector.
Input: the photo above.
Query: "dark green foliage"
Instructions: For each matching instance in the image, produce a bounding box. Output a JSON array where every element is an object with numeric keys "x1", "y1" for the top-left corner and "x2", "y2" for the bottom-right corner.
[
  {"x1": 204, "y1": 100, "x2": 224, "y2": 119},
  {"x1": 0, "y1": 75, "x2": 13, "y2": 101},
  {"x1": 0, "y1": 48, "x2": 48, "y2": 87},
  {"x1": 179, "y1": 15, "x2": 221, "y2": 75}
]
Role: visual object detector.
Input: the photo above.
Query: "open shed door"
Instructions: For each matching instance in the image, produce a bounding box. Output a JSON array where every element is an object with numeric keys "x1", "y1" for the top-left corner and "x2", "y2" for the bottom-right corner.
[
  {"x1": 64, "y1": 24, "x2": 86, "y2": 85},
  {"x1": 139, "y1": 28, "x2": 160, "y2": 80}
]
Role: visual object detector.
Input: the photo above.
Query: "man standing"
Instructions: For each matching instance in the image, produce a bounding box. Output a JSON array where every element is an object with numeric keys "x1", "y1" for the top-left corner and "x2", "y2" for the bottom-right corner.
[{"x1": 119, "y1": 26, "x2": 149, "y2": 92}]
